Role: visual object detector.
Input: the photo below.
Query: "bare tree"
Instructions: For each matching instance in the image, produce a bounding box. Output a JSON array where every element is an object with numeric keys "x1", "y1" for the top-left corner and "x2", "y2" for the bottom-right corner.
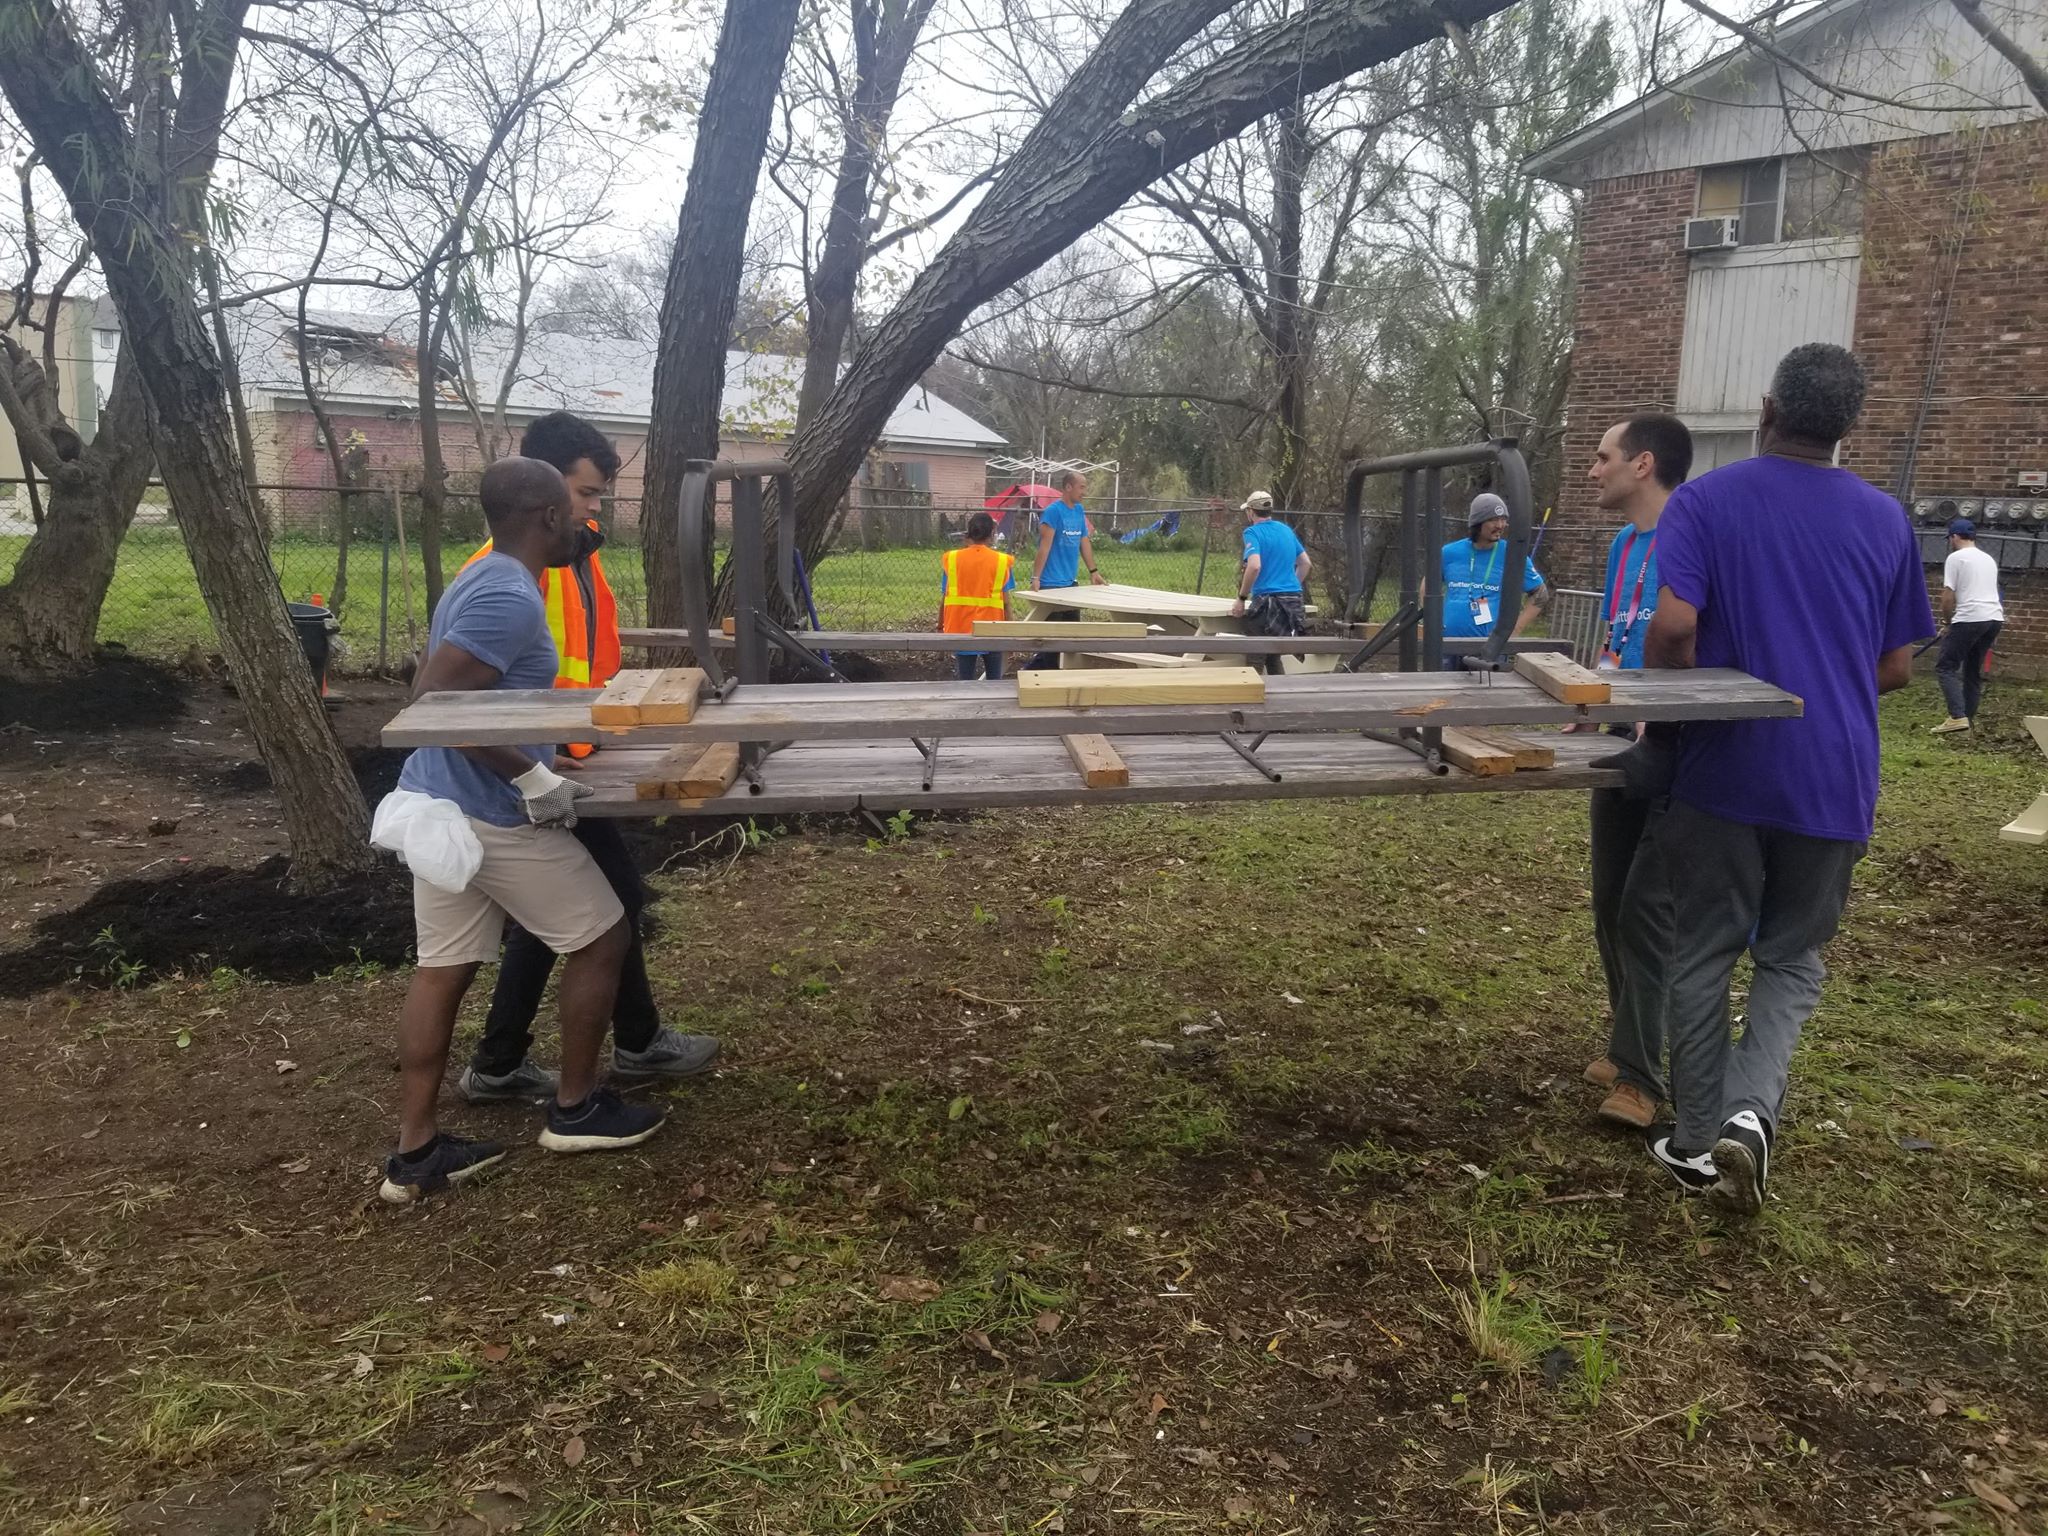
[{"x1": 0, "y1": 0, "x2": 375, "y2": 887}]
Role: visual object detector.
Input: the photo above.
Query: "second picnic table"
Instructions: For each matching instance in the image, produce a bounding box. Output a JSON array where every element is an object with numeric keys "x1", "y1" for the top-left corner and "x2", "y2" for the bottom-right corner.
[{"x1": 1010, "y1": 581, "x2": 1325, "y2": 670}]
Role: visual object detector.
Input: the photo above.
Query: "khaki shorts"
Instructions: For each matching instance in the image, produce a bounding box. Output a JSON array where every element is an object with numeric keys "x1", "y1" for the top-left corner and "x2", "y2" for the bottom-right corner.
[{"x1": 413, "y1": 819, "x2": 625, "y2": 967}]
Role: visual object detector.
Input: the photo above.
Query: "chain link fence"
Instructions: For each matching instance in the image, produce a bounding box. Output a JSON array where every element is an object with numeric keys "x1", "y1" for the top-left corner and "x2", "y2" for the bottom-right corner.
[{"x1": 0, "y1": 483, "x2": 1587, "y2": 671}]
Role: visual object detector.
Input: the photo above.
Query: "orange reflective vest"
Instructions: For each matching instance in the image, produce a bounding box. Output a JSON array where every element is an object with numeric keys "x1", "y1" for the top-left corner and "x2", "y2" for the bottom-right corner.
[
  {"x1": 940, "y1": 544, "x2": 1013, "y2": 635},
  {"x1": 463, "y1": 526, "x2": 621, "y2": 758}
]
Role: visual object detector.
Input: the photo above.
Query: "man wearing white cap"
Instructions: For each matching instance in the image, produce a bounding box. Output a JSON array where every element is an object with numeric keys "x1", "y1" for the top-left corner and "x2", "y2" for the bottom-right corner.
[
  {"x1": 1438, "y1": 492, "x2": 1548, "y2": 651},
  {"x1": 1231, "y1": 490, "x2": 1311, "y2": 675}
]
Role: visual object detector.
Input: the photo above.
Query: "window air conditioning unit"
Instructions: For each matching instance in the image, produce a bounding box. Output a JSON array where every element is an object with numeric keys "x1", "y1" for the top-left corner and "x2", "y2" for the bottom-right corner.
[{"x1": 1683, "y1": 216, "x2": 1741, "y2": 252}]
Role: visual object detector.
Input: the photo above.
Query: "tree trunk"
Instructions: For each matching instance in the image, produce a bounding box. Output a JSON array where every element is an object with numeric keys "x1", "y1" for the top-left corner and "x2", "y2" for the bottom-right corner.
[
  {"x1": 784, "y1": 0, "x2": 1514, "y2": 568},
  {"x1": 414, "y1": 290, "x2": 451, "y2": 614},
  {"x1": 0, "y1": 0, "x2": 375, "y2": 889},
  {"x1": 1268, "y1": 107, "x2": 1310, "y2": 512},
  {"x1": 642, "y1": 0, "x2": 805, "y2": 639}
]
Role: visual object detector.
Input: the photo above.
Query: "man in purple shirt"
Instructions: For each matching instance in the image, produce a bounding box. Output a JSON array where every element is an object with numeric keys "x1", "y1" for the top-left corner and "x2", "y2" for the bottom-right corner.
[{"x1": 1631, "y1": 344, "x2": 1933, "y2": 1212}]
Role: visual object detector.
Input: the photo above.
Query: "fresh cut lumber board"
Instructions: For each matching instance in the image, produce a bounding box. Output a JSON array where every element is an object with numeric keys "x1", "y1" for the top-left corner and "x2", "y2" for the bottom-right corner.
[
  {"x1": 1512, "y1": 651, "x2": 1610, "y2": 705},
  {"x1": 591, "y1": 667, "x2": 706, "y2": 726},
  {"x1": 1062, "y1": 734, "x2": 1130, "y2": 787},
  {"x1": 635, "y1": 741, "x2": 742, "y2": 800},
  {"x1": 974, "y1": 619, "x2": 1150, "y2": 638},
  {"x1": 1017, "y1": 665, "x2": 1266, "y2": 709},
  {"x1": 1455, "y1": 727, "x2": 1557, "y2": 770},
  {"x1": 1437, "y1": 728, "x2": 1519, "y2": 777}
]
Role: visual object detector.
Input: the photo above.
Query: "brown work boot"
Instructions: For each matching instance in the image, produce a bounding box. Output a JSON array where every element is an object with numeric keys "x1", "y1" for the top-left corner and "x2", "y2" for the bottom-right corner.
[
  {"x1": 1597, "y1": 1081, "x2": 1658, "y2": 1129},
  {"x1": 1583, "y1": 1056, "x2": 1619, "y2": 1089}
]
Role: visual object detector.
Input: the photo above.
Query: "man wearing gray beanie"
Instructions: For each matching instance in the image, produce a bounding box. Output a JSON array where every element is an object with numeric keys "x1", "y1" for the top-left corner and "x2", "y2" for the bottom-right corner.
[{"x1": 1437, "y1": 492, "x2": 1548, "y2": 653}]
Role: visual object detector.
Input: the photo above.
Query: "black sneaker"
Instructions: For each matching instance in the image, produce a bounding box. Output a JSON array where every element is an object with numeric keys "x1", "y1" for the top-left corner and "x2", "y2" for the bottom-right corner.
[
  {"x1": 1711, "y1": 1111, "x2": 1772, "y2": 1215},
  {"x1": 613, "y1": 1027, "x2": 721, "y2": 1079},
  {"x1": 457, "y1": 1058, "x2": 560, "y2": 1104},
  {"x1": 1646, "y1": 1133, "x2": 1718, "y2": 1195},
  {"x1": 538, "y1": 1087, "x2": 667, "y2": 1154},
  {"x1": 379, "y1": 1132, "x2": 507, "y2": 1205}
]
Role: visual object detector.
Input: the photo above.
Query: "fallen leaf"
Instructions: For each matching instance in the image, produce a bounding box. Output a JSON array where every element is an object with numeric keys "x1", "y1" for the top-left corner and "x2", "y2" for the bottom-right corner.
[
  {"x1": 1223, "y1": 1495, "x2": 1257, "y2": 1520},
  {"x1": 1034, "y1": 1310, "x2": 1063, "y2": 1335},
  {"x1": 948, "y1": 1094, "x2": 972, "y2": 1121},
  {"x1": 561, "y1": 1436, "x2": 586, "y2": 1468},
  {"x1": 1964, "y1": 1478, "x2": 2018, "y2": 1517},
  {"x1": 275, "y1": 1059, "x2": 298, "y2": 1074},
  {"x1": 1926, "y1": 1396, "x2": 1948, "y2": 1417},
  {"x1": 278, "y1": 1158, "x2": 311, "y2": 1174},
  {"x1": 963, "y1": 1330, "x2": 1007, "y2": 1363},
  {"x1": 1145, "y1": 1391, "x2": 1171, "y2": 1424},
  {"x1": 815, "y1": 1365, "x2": 843, "y2": 1383},
  {"x1": 1898, "y1": 1135, "x2": 1937, "y2": 1153},
  {"x1": 480, "y1": 1343, "x2": 511, "y2": 1364},
  {"x1": 878, "y1": 1275, "x2": 941, "y2": 1304},
  {"x1": 351, "y1": 1352, "x2": 374, "y2": 1379}
]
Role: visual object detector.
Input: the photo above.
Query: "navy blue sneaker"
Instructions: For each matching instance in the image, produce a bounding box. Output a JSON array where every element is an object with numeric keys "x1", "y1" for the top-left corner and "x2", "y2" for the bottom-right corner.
[
  {"x1": 1646, "y1": 1133, "x2": 1717, "y2": 1195},
  {"x1": 1711, "y1": 1111, "x2": 1772, "y2": 1215},
  {"x1": 538, "y1": 1087, "x2": 667, "y2": 1154},
  {"x1": 379, "y1": 1133, "x2": 507, "y2": 1205}
]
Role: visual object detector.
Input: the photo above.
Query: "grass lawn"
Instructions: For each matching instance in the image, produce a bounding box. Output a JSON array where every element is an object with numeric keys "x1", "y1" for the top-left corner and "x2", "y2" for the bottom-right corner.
[
  {"x1": 0, "y1": 678, "x2": 2044, "y2": 1533},
  {"x1": 0, "y1": 531, "x2": 1245, "y2": 666}
]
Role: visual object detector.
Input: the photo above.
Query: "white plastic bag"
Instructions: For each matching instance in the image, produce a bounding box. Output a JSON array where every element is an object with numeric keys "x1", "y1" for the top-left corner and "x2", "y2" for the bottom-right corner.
[{"x1": 371, "y1": 790, "x2": 484, "y2": 893}]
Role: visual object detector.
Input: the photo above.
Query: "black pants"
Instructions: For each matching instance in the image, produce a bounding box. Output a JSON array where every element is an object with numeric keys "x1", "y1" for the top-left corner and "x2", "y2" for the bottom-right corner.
[
  {"x1": 955, "y1": 651, "x2": 1005, "y2": 680},
  {"x1": 1592, "y1": 783, "x2": 1673, "y2": 1097},
  {"x1": 1027, "y1": 605, "x2": 1080, "y2": 671},
  {"x1": 1935, "y1": 620, "x2": 2000, "y2": 720},
  {"x1": 471, "y1": 817, "x2": 659, "y2": 1075}
]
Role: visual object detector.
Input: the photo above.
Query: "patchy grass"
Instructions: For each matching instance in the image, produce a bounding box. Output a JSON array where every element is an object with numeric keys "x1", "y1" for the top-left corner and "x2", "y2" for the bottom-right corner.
[{"x1": 0, "y1": 675, "x2": 2044, "y2": 1533}]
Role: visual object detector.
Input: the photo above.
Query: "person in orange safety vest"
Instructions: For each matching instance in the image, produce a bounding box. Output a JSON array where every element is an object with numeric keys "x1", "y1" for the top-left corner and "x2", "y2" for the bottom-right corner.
[
  {"x1": 457, "y1": 411, "x2": 722, "y2": 1103},
  {"x1": 940, "y1": 511, "x2": 1015, "y2": 680}
]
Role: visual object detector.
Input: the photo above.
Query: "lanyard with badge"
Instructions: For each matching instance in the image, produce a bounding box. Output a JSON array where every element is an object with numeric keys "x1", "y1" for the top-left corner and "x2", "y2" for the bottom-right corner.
[
  {"x1": 1600, "y1": 529, "x2": 1656, "y2": 669},
  {"x1": 1466, "y1": 541, "x2": 1503, "y2": 629}
]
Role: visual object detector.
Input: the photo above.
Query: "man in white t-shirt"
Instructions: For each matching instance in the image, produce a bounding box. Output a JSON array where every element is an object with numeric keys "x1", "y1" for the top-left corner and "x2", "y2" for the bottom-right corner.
[{"x1": 1932, "y1": 517, "x2": 2004, "y2": 735}]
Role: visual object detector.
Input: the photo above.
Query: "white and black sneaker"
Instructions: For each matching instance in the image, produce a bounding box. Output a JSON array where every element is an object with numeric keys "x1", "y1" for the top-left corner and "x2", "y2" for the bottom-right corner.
[
  {"x1": 379, "y1": 1132, "x2": 507, "y2": 1205},
  {"x1": 1646, "y1": 1133, "x2": 1718, "y2": 1195},
  {"x1": 613, "y1": 1028, "x2": 721, "y2": 1079},
  {"x1": 1711, "y1": 1111, "x2": 1772, "y2": 1215},
  {"x1": 457, "y1": 1057, "x2": 559, "y2": 1104},
  {"x1": 538, "y1": 1086, "x2": 667, "y2": 1154}
]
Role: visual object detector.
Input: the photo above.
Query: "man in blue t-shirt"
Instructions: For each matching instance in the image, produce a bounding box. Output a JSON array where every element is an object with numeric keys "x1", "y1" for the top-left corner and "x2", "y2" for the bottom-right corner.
[
  {"x1": 1625, "y1": 344, "x2": 1933, "y2": 1213},
  {"x1": 1229, "y1": 490, "x2": 1311, "y2": 675},
  {"x1": 1026, "y1": 468, "x2": 1106, "y2": 668},
  {"x1": 1574, "y1": 413, "x2": 1691, "y2": 1133},
  {"x1": 381, "y1": 457, "x2": 666, "y2": 1203},
  {"x1": 1437, "y1": 493, "x2": 1547, "y2": 652}
]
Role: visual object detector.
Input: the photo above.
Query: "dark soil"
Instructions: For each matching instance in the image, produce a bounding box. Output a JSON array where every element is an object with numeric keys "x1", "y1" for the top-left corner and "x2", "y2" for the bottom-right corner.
[{"x1": 0, "y1": 651, "x2": 191, "y2": 731}]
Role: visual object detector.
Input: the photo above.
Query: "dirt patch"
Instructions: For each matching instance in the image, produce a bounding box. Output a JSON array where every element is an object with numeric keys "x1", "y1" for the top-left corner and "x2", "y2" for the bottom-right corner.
[
  {"x1": 0, "y1": 652, "x2": 191, "y2": 731},
  {"x1": 0, "y1": 855, "x2": 413, "y2": 993}
]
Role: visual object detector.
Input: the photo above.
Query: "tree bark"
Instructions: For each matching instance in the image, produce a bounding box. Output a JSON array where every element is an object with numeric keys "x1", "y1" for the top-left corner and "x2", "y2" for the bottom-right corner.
[
  {"x1": 642, "y1": 0, "x2": 805, "y2": 636},
  {"x1": 782, "y1": 0, "x2": 1514, "y2": 569},
  {"x1": 0, "y1": 0, "x2": 375, "y2": 887}
]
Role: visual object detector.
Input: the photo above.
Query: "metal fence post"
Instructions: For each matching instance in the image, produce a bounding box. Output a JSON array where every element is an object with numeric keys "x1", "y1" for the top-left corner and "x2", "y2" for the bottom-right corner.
[{"x1": 377, "y1": 495, "x2": 392, "y2": 673}]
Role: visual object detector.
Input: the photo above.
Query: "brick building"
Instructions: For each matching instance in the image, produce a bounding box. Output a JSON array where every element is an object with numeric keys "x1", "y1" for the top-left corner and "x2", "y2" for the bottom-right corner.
[
  {"x1": 225, "y1": 309, "x2": 1004, "y2": 520},
  {"x1": 1527, "y1": 0, "x2": 2048, "y2": 666}
]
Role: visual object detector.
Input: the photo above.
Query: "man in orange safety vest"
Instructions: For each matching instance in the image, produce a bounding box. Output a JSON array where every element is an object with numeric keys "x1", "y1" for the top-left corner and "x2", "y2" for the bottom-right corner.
[
  {"x1": 940, "y1": 511, "x2": 1016, "y2": 679},
  {"x1": 457, "y1": 411, "x2": 720, "y2": 1102}
]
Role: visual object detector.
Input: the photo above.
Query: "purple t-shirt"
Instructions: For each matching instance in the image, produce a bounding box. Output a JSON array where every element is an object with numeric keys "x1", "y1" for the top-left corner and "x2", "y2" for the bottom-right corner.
[{"x1": 1657, "y1": 455, "x2": 1933, "y2": 843}]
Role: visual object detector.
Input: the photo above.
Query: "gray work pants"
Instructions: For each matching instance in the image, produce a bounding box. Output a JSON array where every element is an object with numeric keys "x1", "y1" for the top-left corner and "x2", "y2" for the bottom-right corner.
[
  {"x1": 1650, "y1": 800, "x2": 1864, "y2": 1151},
  {"x1": 1593, "y1": 786, "x2": 1671, "y2": 1098}
]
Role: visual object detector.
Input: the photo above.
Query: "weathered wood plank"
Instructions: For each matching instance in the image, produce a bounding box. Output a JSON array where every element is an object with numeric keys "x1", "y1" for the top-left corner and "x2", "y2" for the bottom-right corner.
[
  {"x1": 618, "y1": 627, "x2": 1573, "y2": 657},
  {"x1": 1062, "y1": 734, "x2": 1130, "y2": 788},
  {"x1": 634, "y1": 741, "x2": 742, "y2": 800},
  {"x1": 591, "y1": 668, "x2": 705, "y2": 726},
  {"x1": 973, "y1": 620, "x2": 1149, "y2": 638},
  {"x1": 1018, "y1": 666, "x2": 1266, "y2": 709},
  {"x1": 1438, "y1": 728, "x2": 1518, "y2": 776},
  {"x1": 1513, "y1": 652, "x2": 1610, "y2": 705}
]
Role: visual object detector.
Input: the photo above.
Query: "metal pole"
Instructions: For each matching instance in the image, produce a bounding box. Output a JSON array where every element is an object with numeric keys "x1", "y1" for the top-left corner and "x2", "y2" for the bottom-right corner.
[
  {"x1": 390, "y1": 485, "x2": 417, "y2": 653},
  {"x1": 377, "y1": 496, "x2": 391, "y2": 673},
  {"x1": 1194, "y1": 506, "x2": 1215, "y2": 593},
  {"x1": 1422, "y1": 468, "x2": 1445, "y2": 674},
  {"x1": 730, "y1": 474, "x2": 769, "y2": 685},
  {"x1": 1397, "y1": 470, "x2": 1421, "y2": 673}
]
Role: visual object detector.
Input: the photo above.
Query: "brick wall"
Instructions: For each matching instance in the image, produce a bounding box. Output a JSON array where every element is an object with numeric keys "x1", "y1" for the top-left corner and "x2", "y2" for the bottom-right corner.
[
  {"x1": 1548, "y1": 169, "x2": 1696, "y2": 586},
  {"x1": 251, "y1": 407, "x2": 992, "y2": 528},
  {"x1": 1846, "y1": 118, "x2": 2048, "y2": 671}
]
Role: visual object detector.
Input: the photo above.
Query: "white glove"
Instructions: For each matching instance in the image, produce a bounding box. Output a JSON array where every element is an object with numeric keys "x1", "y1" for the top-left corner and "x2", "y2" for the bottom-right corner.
[{"x1": 512, "y1": 761, "x2": 595, "y2": 828}]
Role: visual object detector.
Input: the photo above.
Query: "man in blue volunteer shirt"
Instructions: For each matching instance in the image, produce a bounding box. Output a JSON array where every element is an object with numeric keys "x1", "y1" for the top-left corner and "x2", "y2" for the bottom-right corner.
[
  {"x1": 1229, "y1": 490, "x2": 1311, "y2": 675},
  {"x1": 1437, "y1": 493, "x2": 1547, "y2": 657},
  {"x1": 1629, "y1": 344, "x2": 1933, "y2": 1211},
  {"x1": 381, "y1": 456, "x2": 666, "y2": 1204},
  {"x1": 1576, "y1": 414, "x2": 1691, "y2": 1132},
  {"x1": 1026, "y1": 469, "x2": 1106, "y2": 669}
]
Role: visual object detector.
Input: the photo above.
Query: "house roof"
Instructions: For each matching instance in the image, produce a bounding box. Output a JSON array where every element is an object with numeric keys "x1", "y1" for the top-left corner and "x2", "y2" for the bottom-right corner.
[
  {"x1": 225, "y1": 304, "x2": 1006, "y2": 453},
  {"x1": 1525, "y1": 0, "x2": 2045, "y2": 185}
]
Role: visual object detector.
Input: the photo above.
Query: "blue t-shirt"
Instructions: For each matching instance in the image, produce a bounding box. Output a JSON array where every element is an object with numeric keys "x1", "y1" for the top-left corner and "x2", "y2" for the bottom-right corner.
[
  {"x1": 397, "y1": 552, "x2": 560, "y2": 827},
  {"x1": 1439, "y1": 537, "x2": 1545, "y2": 638},
  {"x1": 1601, "y1": 524, "x2": 1661, "y2": 669},
  {"x1": 1242, "y1": 519, "x2": 1306, "y2": 595},
  {"x1": 1036, "y1": 500, "x2": 1090, "y2": 589},
  {"x1": 1657, "y1": 456, "x2": 1934, "y2": 843}
]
